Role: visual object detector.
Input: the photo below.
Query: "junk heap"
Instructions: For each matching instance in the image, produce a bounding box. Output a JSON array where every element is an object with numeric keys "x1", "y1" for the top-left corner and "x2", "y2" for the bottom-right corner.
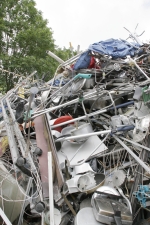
[{"x1": 0, "y1": 28, "x2": 150, "y2": 225}]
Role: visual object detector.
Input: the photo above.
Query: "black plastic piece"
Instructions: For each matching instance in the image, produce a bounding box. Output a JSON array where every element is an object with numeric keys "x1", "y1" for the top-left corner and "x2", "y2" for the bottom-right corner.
[
  {"x1": 16, "y1": 157, "x2": 32, "y2": 177},
  {"x1": 15, "y1": 101, "x2": 25, "y2": 124},
  {"x1": 16, "y1": 157, "x2": 26, "y2": 166},
  {"x1": 34, "y1": 147, "x2": 42, "y2": 156},
  {"x1": 35, "y1": 202, "x2": 45, "y2": 213}
]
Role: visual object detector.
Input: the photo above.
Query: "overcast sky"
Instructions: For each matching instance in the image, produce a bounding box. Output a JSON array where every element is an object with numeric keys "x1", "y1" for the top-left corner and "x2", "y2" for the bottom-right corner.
[{"x1": 35, "y1": 0, "x2": 150, "y2": 51}]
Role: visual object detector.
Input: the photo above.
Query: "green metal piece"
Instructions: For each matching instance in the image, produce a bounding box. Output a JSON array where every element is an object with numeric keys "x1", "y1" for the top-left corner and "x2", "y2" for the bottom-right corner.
[
  {"x1": 74, "y1": 73, "x2": 92, "y2": 80},
  {"x1": 79, "y1": 97, "x2": 84, "y2": 103},
  {"x1": 142, "y1": 86, "x2": 150, "y2": 103},
  {"x1": 24, "y1": 110, "x2": 33, "y2": 121}
]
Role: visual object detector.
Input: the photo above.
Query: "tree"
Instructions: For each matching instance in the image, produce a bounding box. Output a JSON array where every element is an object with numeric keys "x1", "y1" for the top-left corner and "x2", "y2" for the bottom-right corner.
[
  {"x1": 55, "y1": 47, "x2": 75, "y2": 61},
  {"x1": 0, "y1": 0, "x2": 58, "y2": 91}
]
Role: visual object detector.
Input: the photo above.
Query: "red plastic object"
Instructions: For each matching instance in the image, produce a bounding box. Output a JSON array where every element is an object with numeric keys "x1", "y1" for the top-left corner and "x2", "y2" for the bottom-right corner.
[{"x1": 53, "y1": 115, "x2": 74, "y2": 132}]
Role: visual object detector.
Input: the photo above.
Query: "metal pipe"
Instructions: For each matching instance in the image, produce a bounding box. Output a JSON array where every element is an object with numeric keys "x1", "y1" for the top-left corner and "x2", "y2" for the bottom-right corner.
[
  {"x1": 32, "y1": 90, "x2": 116, "y2": 122},
  {"x1": 0, "y1": 208, "x2": 12, "y2": 225},
  {"x1": 32, "y1": 90, "x2": 99, "y2": 118},
  {"x1": 108, "y1": 101, "x2": 134, "y2": 110},
  {"x1": 44, "y1": 75, "x2": 77, "y2": 103},
  {"x1": 113, "y1": 135, "x2": 150, "y2": 173},
  {"x1": 23, "y1": 70, "x2": 37, "y2": 82},
  {"x1": 117, "y1": 188, "x2": 132, "y2": 214},
  {"x1": 5, "y1": 99, "x2": 37, "y2": 170},
  {"x1": 55, "y1": 130, "x2": 111, "y2": 142},
  {"x1": 24, "y1": 87, "x2": 39, "y2": 129},
  {"x1": 34, "y1": 91, "x2": 98, "y2": 116},
  {"x1": 18, "y1": 178, "x2": 33, "y2": 225},
  {"x1": 5, "y1": 99, "x2": 43, "y2": 204},
  {"x1": 60, "y1": 50, "x2": 85, "y2": 67},
  {"x1": 6, "y1": 99, "x2": 26, "y2": 158},
  {"x1": 127, "y1": 56, "x2": 149, "y2": 80},
  {"x1": 46, "y1": 50, "x2": 64, "y2": 64},
  {"x1": 1, "y1": 100, "x2": 19, "y2": 164},
  {"x1": 48, "y1": 152, "x2": 54, "y2": 225},
  {"x1": 51, "y1": 101, "x2": 134, "y2": 129},
  {"x1": 120, "y1": 136, "x2": 150, "y2": 152}
]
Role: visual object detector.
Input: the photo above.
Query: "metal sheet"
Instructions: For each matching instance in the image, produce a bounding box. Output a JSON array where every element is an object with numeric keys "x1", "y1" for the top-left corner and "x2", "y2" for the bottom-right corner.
[
  {"x1": 57, "y1": 135, "x2": 107, "y2": 167},
  {"x1": 34, "y1": 116, "x2": 49, "y2": 198}
]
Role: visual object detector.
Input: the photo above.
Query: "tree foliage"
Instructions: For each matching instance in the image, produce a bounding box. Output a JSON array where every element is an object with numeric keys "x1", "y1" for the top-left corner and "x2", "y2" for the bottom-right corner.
[
  {"x1": 0, "y1": 0, "x2": 77, "y2": 92},
  {"x1": 0, "y1": 0, "x2": 58, "y2": 91},
  {"x1": 55, "y1": 47, "x2": 75, "y2": 61}
]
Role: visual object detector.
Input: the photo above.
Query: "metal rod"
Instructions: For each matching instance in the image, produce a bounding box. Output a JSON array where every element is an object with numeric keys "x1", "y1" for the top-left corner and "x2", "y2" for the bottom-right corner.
[
  {"x1": 48, "y1": 152, "x2": 54, "y2": 225},
  {"x1": 1, "y1": 101, "x2": 19, "y2": 164},
  {"x1": 47, "y1": 50, "x2": 64, "y2": 64},
  {"x1": 127, "y1": 56, "x2": 149, "y2": 80},
  {"x1": 120, "y1": 136, "x2": 150, "y2": 152},
  {"x1": 5, "y1": 99, "x2": 42, "y2": 176},
  {"x1": 18, "y1": 178, "x2": 33, "y2": 225},
  {"x1": 6, "y1": 99, "x2": 26, "y2": 158},
  {"x1": 60, "y1": 50, "x2": 85, "y2": 67},
  {"x1": 113, "y1": 135, "x2": 150, "y2": 173},
  {"x1": 24, "y1": 87, "x2": 39, "y2": 129},
  {"x1": 32, "y1": 89, "x2": 117, "y2": 120},
  {"x1": 32, "y1": 89, "x2": 99, "y2": 117},
  {"x1": 55, "y1": 130, "x2": 111, "y2": 142},
  {"x1": 5, "y1": 99, "x2": 43, "y2": 204},
  {"x1": 0, "y1": 208, "x2": 12, "y2": 225},
  {"x1": 51, "y1": 101, "x2": 134, "y2": 129}
]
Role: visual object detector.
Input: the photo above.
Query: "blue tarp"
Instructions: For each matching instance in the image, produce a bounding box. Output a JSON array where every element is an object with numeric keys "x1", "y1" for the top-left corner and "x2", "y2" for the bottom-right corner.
[
  {"x1": 73, "y1": 50, "x2": 91, "y2": 70},
  {"x1": 49, "y1": 79, "x2": 68, "y2": 87},
  {"x1": 88, "y1": 38, "x2": 139, "y2": 59}
]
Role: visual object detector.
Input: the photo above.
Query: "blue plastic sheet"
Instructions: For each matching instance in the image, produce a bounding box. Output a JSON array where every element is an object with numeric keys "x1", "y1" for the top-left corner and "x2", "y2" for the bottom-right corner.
[
  {"x1": 88, "y1": 38, "x2": 139, "y2": 59},
  {"x1": 73, "y1": 50, "x2": 91, "y2": 70},
  {"x1": 49, "y1": 79, "x2": 68, "y2": 87}
]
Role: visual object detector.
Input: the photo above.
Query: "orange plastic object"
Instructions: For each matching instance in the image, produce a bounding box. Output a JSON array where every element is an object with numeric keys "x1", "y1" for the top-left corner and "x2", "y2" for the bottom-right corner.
[{"x1": 53, "y1": 115, "x2": 74, "y2": 132}]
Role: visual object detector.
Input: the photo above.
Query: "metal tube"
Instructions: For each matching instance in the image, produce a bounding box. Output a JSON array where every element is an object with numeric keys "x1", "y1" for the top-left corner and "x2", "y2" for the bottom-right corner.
[
  {"x1": 32, "y1": 89, "x2": 99, "y2": 117},
  {"x1": 52, "y1": 110, "x2": 107, "y2": 129},
  {"x1": 47, "y1": 50, "x2": 64, "y2": 64},
  {"x1": 32, "y1": 90, "x2": 116, "y2": 122},
  {"x1": 48, "y1": 152, "x2": 54, "y2": 225},
  {"x1": 6, "y1": 98, "x2": 41, "y2": 170},
  {"x1": 108, "y1": 101, "x2": 134, "y2": 110},
  {"x1": 60, "y1": 50, "x2": 85, "y2": 67},
  {"x1": 117, "y1": 188, "x2": 132, "y2": 214},
  {"x1": 6, "y1": 99, "x2": 26, "y2": 158},
  {"x1": 113, "y1": 135, "x2": 150, "y2": 173},
  {"x1": 0, "y1": 208, "x2": 12, "y2": 225},
  {"x1": 44, "y1": 75, "x2": 76, "y2": 103},
  {"x1": 24, "y1": 87, "x2": 39, "y2": 129},
  {"x1": 51, "y1": 101, "x2": 134, "y2": 129},
  {"x1": 120, "y1": 136, "x2": 150, "y2": 152},
  {"x1": 33, "y1": 89, "x2": 116, "y2": 117},
  {"x1": 128, "y1": 56, "x2": 149, "y2": 80},
  {"x1": 55, "y1": 129, "x2": 111, "y2": 142},
  {"x1": 4, "y1": 101, "x2": 43, "y2": 203},
  {"x1": 1, "y1": 101, "x2": 19, "y2": 164},
  {"x1": 18, "y1": 178, "x2": 33, "y2": 225}
]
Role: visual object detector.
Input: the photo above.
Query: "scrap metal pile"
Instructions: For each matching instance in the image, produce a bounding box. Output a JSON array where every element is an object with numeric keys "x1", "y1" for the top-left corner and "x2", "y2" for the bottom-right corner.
[{"x1": 1, "y1": 29, "x2": 150, "y2": 225}]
